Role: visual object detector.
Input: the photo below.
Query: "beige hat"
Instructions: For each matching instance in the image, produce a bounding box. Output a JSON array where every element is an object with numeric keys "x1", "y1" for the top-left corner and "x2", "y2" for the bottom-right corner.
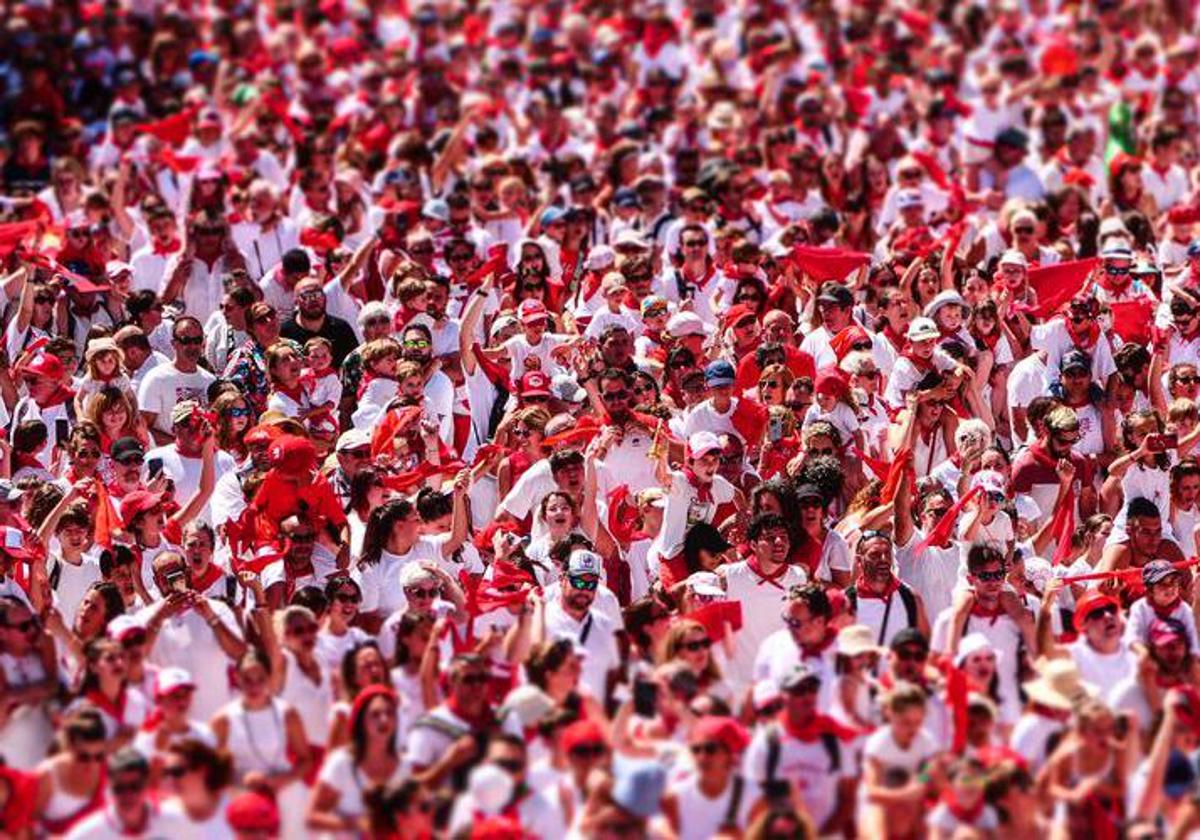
[
  {"x1": 837, "y1": 624, "x2": 882, "y2": 657},
  {"x1": 1022, "y1": 658, "x2": 1095, "y2": 712},
  {"x1": 85, "y1": 337, "x2": 121, "y2": 363}
]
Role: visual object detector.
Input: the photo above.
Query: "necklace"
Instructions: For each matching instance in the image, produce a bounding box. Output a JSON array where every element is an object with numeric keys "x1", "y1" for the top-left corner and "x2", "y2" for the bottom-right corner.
[{"x1": 240, "y1": 700, "x2": 285, "y2": 772}]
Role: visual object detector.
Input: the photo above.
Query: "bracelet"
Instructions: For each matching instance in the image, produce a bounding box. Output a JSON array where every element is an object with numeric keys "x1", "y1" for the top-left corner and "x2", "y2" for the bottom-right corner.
[{"x1": 474, "y1": 288, "x2": 488, "y2": 297}]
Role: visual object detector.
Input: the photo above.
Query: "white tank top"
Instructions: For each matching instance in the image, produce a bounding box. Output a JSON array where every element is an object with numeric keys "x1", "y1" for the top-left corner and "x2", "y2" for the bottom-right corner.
[
  {"x1": 674, "y1": 775, "x2": 745, "y2": 840},
  {"x1": 225, "y1": 698, "x2": 291, "y2": 775},
  {"x1": 279, "y1": 648, "x2": 333, "y2": 745}
]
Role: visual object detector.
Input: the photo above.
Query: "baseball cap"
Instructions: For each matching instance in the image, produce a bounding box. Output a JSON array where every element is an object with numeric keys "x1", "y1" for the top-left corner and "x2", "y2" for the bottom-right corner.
[
  {"x1": 666, "y1": 311, "x2": 709, "y2": 338},
  {"x1": 22, "y1": 353, "x2": 64, "y2": 380},
  {"x1": 1143, "y1": 559, "x2": 1180, "y2": 587},
  {"x1": 778, "y1": 662, "x2": 822, "y2": 691},
  {"x1": 170, "y1": 400, "x2": 204, "y2": 427},
  {"x1": 998, "y1": 249, "x2": 1028, "y2": 268},
  {"x1": 566, "y1": 549, "x2": 603, "y2": 577},
  {"x1": 540, "y1": 206, "x2": 567, "y2": 227},
  {"x1": 119, "y1": 490, "x2": 166, "y2": 524},
  {"x1": 335, "y1": 428, "x2": 371, "y2": 453},
  {"x1": 1072, "y1": 590, "x2": 1120, "y2": 632},
  {"x1": 889, "y1": 627, "x2": 930, "y2": 653},
  {"x1": 226, "y1": 791, "x2": 281, "y2": 833},
  {"x1": 517, "y1": 299, "x2": 548, "y2": 325},
  {"x1": 970, "y1": 469, "x2": 1006, "y2": 497},
  {"x1": 816, "y1": 282, "x2": 853, "y2": 307},
  {"x1": 1060, "y1": 349, "x2": 1091, "y2": 373},
  {"x1": 906, "y1": 317, "x2": 940, "y2": 342},
  {"x1": 611, "y1": 759, "x2": 667, "y2": 820},
  {"x1": 154, "y1": 667, "x2": 196, "y2": 699},
  {"x1": 1101, "y1": 242, "x2": 1134, "y2": 261},
  {"x1": 110, "y1": 437, "x2": 146, "y2": 464},
  {"x1": 687, "y1": 430, "x2": 723, "y2": 460},
  {"x1": 519, "y1": 371, "x2": 551, "y2": 398},
  {"x1": 586, "y1": 245, "x2": 616, "y2": 271},
  {"x1": 1150, "y1": 617, "x2": 1187, "y2": 646},
  {"x1": 704, "y1": 359, "x2": 736, "y2": 387},
  {"x1": 794, "y1": 483, "x2": 823, "y2": 502}
]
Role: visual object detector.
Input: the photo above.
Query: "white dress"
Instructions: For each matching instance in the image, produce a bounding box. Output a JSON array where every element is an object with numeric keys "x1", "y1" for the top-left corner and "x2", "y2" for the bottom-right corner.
[{"x1": 222, "y1": 698, "x2": 308, "y2": 839}]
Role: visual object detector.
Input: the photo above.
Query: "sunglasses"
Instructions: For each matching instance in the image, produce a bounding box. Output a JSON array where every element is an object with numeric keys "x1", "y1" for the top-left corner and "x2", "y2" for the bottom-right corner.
[
  {"x1": 76, "y1": 749, "x2": 107, "y2": 763},
  {"x1": 894, "y1": 646, "x2": 927, "y2": 661},
  {"x1": 405, "y1": 586, "x2": 438, "y2": 599},
  {"x1": 601, "y1": 389, "x2": 630, "y2": 402},
  {"x1": 1086, "y1": 604, "x2": 1119, "y2": 621},
  {"x1": 1178, "y1": 376, "x2": 1200, "y2": 386},
  {"x1": 682, "y1": 638, "x2": 712, "y2": 652},
  {"x1": 287, "y1": 623, "x2": 319, "y2": 636},
  {"x1": 224, "y1": 406, "x2": 252, "y2": 418},
  {"x1": 1012, "y1": 226, "x2": 1035, "y2": 235},
  {"x1": 493, "y1": 758, "x2": 524, "y2": 774},
  {"x1": 174, "y1": 335, "x2": 203, "y2": 346},
  {"x1": 74, "y1": 448, "x2": 102, "y2": 459},
  {"x1": 403, "y1": 339, "x2": 431, "y2": 349},
  {"x1": 569, "y1": 743, "x2": 607, "y2": 759},
  {"x1": 112, "y1": 780, "x2": 147, "y2": 795},
  {"x1": 162, "y1": 765, "x2": 189, "y2": 779},
  {"x1": 569, "y1": 575, "x2": 599, "y2": 591},
  {"x1": 798, "y1": 498, "x2": 824, "y2": 509},
  {"x1": 690, "y1": 742, "x2": 724, "y2": 756},
  {"x1": 807, "y1": 447, "x2": 835, "y2": 457},
  {"x1": 287, "y1": 532, "x2": 317, "y2": 543},
  {"x1": 334, "y1": 590, "x2": 361, "y2": 604},
  {"x1": 974, "y1": 569, "x2": 1006, "y2": 582}
]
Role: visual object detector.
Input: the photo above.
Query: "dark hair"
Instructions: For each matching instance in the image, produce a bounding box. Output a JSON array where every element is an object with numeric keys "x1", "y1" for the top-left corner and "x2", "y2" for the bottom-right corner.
[
  {"x1": 391, "y1": 611, "x2": 435, "y2": 667},
  {"x1": 622, "y1": 597, "x2": 668, "y2": 652},
  {"x1": 1126, "y1": 496, "x2": 1161, "y2": 521},
  {"x1": 87, "y1": 581, "x2": 125, "y2": 626},
  {"x1": 365, "y1": 779, "x2": 425, "y2": 835},
  {"x1": 683, "y1": 522, "x2": 731, "y2": 574},
  {"x1": 966, "y1": 542, "x2": 1006, "y2": 574},
  {"x1": 751, "y1": 479, "x2": 800, "y2": 539},
  {"x1": 747, "y1": 512, "x2": 790, "y2": 541},
  {"x1": 340, "y1": 641, "x2": 384, "y2": 696},
  {"x1": 290, "y1": 585, "x2": 328, "y2": 616},
  {"x1": 281, "y1": 248, "x2": 312, "y2": 275},
  {"x1": 525, "y1": 638, "x2": 576, "y2": 688},
  {"x1": 415, "y1": 487, "x2": 453, "y2": 521},
  {"x1": 99, "y1": 545, "x2": 136, "y2": 577},
  {"x1": 797, "y1": 454, "x2": 844, "y2": 504},
  {"x1": 787, "y1": 583, "x2": 832, "y2": 619},
  {"x1": 347, "y1": 466, "x2": 385, "y2": 518},
  {"x1": 167, "y1": 739, "x2": 234, "y2": 792},
  {"x1": 548, "y1": 449, "x2": 585, "y2": 474},
  {"x1": 359, "y1": 499, "x2": 415, "y2": 567},
  {"x1": 350, "y1": 690, "x2": 398, "y2": 763},
  {"x1": 323, "y1": 574, "x2": 362, "y2": 602},
  {"x1": 598, "y1": 368, "x2": 633, "y2": 389}
]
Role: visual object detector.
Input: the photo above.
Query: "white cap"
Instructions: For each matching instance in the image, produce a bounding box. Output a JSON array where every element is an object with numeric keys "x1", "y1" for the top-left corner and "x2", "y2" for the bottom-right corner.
[
  {"x1": 489, "y1": 314, "x2": 519, "y2": 340},
  {"x1": 906, "y1": 317, "x2": 940, "y2": 342},
  {"x1": 687, "y1": 430, "x2": 723, "y2": 459},
  {"x1": 107, "y1": 614, "x2": 147, "y2": 642},
  {"x1": 154, "y1": 667, "x2": 196, "y2": 698},
  {"x1": 923, "y1": 290, "x2": 967, "y2": 320},
  {"x1": 970, "y1": 469, "x2": 1007, "y2": 496},
  {"x1": 587, "y1": 245, "x2": 616, "y2": 271},
  {"x1": 105, "y1": 260, "x2": 133, "y2": 279},
  {"x1": 467, "y1": 764, "x2": 514, "y2": 815},
  {"x1": 566, "y1": 549, "x2": 603, "y2": 577},
  {"x1": 752, "y1": 679, "x2": 782, "y2": 710},
  {"x1": 666, "y1": 311, "x2": 710, "y2": 338},
  {"x1": 955, "y1": 632, "x2": 996, "y2": 666},
  {"x1": 1015, "y1": 494, "x2": 1042, "y2": 522},
  {"x1": 998, "y1": 249, "x2": 1028, "y2": 268},
  {"x1": 686, "y1": 571, "x2": 725, "y2": 597},
  {"x1": 613, "y1": 229, "x2": 651, "y2": 251},
  {"x1": 1023, "y1": 556, "x2": 1053, "y2": 594},
  {"x1": 335, "y1": 428, "x2": 371, "y2": 452}
]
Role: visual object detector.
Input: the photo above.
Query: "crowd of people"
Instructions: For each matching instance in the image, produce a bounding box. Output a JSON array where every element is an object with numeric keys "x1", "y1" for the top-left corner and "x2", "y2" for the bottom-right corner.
[{"x1": 3, "y1": 0, "x2": 1200, "y2": 837}]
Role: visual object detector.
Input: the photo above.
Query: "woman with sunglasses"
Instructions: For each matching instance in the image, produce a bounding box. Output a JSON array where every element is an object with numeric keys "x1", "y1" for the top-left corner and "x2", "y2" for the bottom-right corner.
[
  {"x1": 33, "y1": 709, "x2": 109, "y2": 836},
  {"x1": 253, "y1": 604, "x2": 335, "y2": 769},
  {"x1": 160, "y1": 738, "x2": 237, "y2": 835},
  {"x1": 661, "y1": 619, "x2": 725, "y2": 702},
  {"x1": 662, "y1": 715, "x2": 753, "y2": 840},
  {"x1": 755, "y1": 364, "x2": 794, "y2": 408},
  {"x1": 211, "y1": 650, "x2": 313, "y2": 839},
  {"x1": 495, "y1": 406, "x2": 550, "y2": 500},
  {"x1": 211, "y1": 391, "x2": 253, "y2": 462},
  {"x1": 307, "y1": 685, "x2": 405, "y2": 837},
  {"x1": 0, "y1": 596, "x2": 57, "y2": 767},
  {"x1": 316, "y1": 575, "x2": 370, "y2": 673}
]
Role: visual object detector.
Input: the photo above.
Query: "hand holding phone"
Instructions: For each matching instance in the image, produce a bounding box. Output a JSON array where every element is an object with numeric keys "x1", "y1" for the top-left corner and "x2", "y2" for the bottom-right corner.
[{"x1": 1146, "y1": 433, "x2": 1178, "y2": 453}]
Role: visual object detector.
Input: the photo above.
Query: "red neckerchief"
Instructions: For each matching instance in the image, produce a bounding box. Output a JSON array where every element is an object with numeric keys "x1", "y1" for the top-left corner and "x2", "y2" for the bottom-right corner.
[
  {"x1": 272, "y1": 381, "x2": 307, "y2": 404},
  {"x1": 778, "y1": 710, "x2": 858, "y2": 742},
  {"x1": 1027, "y1": 440, "x2": 1060, "y2": 470},
  {"x1": 86, "y1": 686, "x2": 128, "y2": 725},
  {"x1": 537, "y1": 127, "x2": 565, "y2": 153},
  {"x1": 445, "y1": 696, "x2": 495, "y2": 731},
  {"x1": 36, "y1": 385, "x2": 74, "y2": 409},
  {"x1": 1064, "y1": 316, "x2": 1100, "y2": 350},
  {"x1": 881, "y1": 324, "x2": 905, "y2": 352},
  {"x1": 970, "y1": 600, "x2": 1006, "y2": 620},
  {"x1": 1150, "y1": 595, "x2": 1183, "y2": 620},
  {"x1": 191, "y1": 563, "x2": 223, "y2": 593},
  {"x1": 789, "y1": 532, "x2": 823, "y2": 577},
  {"x1": 684, "y1": 468, "x2": 713, "y2": 504},
  {"x1": 901, "y1": 347, "x2": 934, "y2": 372},
  {"x1": 681, "y1": 262, "x2": 716, "y2": 291},
  {"x1": 1030, "y1": 702, "x2": 1072, "y2": 722},
  {"x1": 941, "y1": 790, "x2": 985, "y2": 825},
  {"x1": 152, "y1": 239, "x2": 181, "y2": 257},
  {"x1": 745, "y1": 554, "x2": 790, "y2": 589},
  {"x1": 641, "y1": 22, "x2": 675, "y2": 58},
  {"x1": 799, "y1": 627, "x2": 838, "y2": 659},
  {"x1": 854, "y1": 573, "x2": 900, "y2": 600},
  {"x1": 975, "y1": 327, "x2": 1000, "y2": 351}
]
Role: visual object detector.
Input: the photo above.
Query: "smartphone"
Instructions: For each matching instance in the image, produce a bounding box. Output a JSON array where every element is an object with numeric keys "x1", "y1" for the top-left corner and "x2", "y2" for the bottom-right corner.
[
  {"x1": 768, "y1": 414, "x2": 784, "y2": 443},
  {"x1": 54, "y1": 418, "x2": 69, "y2": 445},
  {"x1": 1113, "y1": 715, "x2": 1130, "y2": 740},
  {"x1": 632, "y1": 679, "x2": 658, "y2": 718},
  {"x1": 1146, "y1": 433, "x2": 1179, "y2": 453},
  {"x1": 147, "y1": 457, "x2": 163, "y2": 479}
]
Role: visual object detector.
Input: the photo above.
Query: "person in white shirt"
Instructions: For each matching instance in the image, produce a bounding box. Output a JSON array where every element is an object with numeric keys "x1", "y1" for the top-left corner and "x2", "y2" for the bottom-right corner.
[
  {"x1": 136, "y1": 318, "x2": 216, "y2": 443},
  {"x1": 66, "y1": 748, "x2": 190, "y2": 840},
  {"x1": 538, "y1": 550, "x2": 620, "y2": 702}
]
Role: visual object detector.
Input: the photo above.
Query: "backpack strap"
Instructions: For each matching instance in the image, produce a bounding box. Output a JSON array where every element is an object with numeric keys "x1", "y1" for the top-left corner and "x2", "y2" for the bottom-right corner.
[
  {"x1": 765, "y1": 723, "x2": 782, "y2": 787},
  {"x1": 820, "y1": 731, "x2": 842, "y2": 774},
  {"x1": 412, "y1": 714, "x2": 470, "y2": 741},
  {"x1": 844, "y1": 585, "x2": 858, "y2": 614},
  {"x1": 720, "y1": 775, "x2": 746, "y2": 831},
  {"x1": 898, "y1": 584, "x2": 919, "y2": 631}
]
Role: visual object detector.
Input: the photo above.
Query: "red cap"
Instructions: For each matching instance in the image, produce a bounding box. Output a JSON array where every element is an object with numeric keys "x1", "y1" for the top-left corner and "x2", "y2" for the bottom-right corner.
[
  {"x1": 119, "y1": 490, "x2": 166, "y2": 525},
  {"x1": 22, "y1": 353, "x2": 64, "y2": 380},
  {"x1": 814, "y1": 366, "x2": 850, "y2": 400},
  {"x1": 1062, "y1": 168, "x2": 1096, "y2": 189},
  {"x1": 268, "y1": 435, "x2": 318, "y2": 477},
  {"x1": 1168, "y1": 206, "x2": 1200, "y2": 225},
  {"x1": 560, "y1": 718, "x2": 608, "y2": 753},
  {"x1": 1150, "y1": 617, "x2": 1187, "y2": 646},
  {"x1": 349, "y1": 684, "x2": 397, "y2": 733},
  {"x1": 518, "y1": 299, "x2": 549, "y2": 325},
  {"x1": 225, "y1": 791, "x2": 280, "y2": 833},
  {"x1": 519, "y1": 370, "x2": 551, "y2": 398},
  {"x1": 689, "y1": 715, "x2": 750, "y2": 753},
  {"x1": 721, "y1": 304, "x2": 757, "y2": 332},
  {"x1": 1072, "y1": 590, "x2": 1120, "y2": 632},
  {"x1": 471, "y1": 816, "x2": 524, "y2": 840},
  {"x1": 1108, "y1": 152, "x2": 1142, "y2": 178}
]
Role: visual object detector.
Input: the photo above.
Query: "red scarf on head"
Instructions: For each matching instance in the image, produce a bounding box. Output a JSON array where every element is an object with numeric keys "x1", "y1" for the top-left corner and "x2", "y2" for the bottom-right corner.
[
  {"x1": 779, "y1": 710, "x2": 859, "y2": 742},
  {"x1": 941, "y1": 790, "x2": 985, "y2": 825}
]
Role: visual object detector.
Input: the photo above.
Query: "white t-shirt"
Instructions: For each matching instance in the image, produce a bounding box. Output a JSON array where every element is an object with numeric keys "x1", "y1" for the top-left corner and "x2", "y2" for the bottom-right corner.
[
  {"x1": 724, "y1": 561, "x2": 809, "y2": 689},
  {"x1": 138, "y1": 598, "x2": 242, "y2": 721},
  {"x1": 742, "y1": 723, "x2": 857, "y2": 830},
  {"x1": 142, "y1": 445, "x2": 237, "y2": 525},
  {"x1": 317, "y1": 746, "x2": 407, "y2": 830},
  {"x1": 66, "y1": 804, "x2": 191, "y2": 840},
  {"x1": 542, "y1": 599, "x2": 620, "y2": 700},
  {"x1": 136, "y1": 363, "x2": 217, "y2": 435},
  {"x1": 651, "y1": 469, "x2": 737, "y2": 561},
  {"x1": 354, "y1": 540, "x2": 444, "y2": 616}
]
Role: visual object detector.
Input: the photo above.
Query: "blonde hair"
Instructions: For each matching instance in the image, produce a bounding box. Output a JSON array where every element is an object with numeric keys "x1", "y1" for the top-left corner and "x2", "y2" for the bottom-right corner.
[
  {"x1": 661, "y1": 619, "x2": 722, "y2": 684},
  {"x1": 1168, "y1": 398, "x2": 1198, "y2": 425}
]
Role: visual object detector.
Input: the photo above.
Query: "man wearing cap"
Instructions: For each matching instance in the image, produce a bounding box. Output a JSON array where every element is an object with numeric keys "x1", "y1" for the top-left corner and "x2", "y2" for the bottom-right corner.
[
  {"x1": 144, "y1": 400, "x2": 236, "y2": 526},
  {"x1": 65, "y1": 748, "x2": 189, "y2": 839},
  {"x1": 800, "y1": 282, "x2": 858, "y2": 370},
  {"x1": 977, "y1": 127, "x2": 1045, "y2": 202},
  {"x1": 683, "y1": 359, "x2": 753, "y2": 438},
  {"x1": 9, "y1": 352, "x2": 68, "y2": 465},
  {"x1": 137, "y1": 316, "x2": 217, "y2": 443},
  {"x1": 588, "y1": 368, "x2": 659, "y2": 496},
  {"x1": 483, "y1": 295, "x2": 568, "y2": 380},
  {"x1": 742, "y1": 662, "x2": 857, "y2": 836},
  {"x1": 1038, "y1": 581, "x2": 1134, "y2": 705},
  {"x1": 539, "y1": 550, "x2": 620, "y2": 701}
]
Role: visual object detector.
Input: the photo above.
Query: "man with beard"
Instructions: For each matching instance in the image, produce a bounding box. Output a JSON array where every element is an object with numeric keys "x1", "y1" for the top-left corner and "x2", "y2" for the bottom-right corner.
[
  {"x1": 590, "y1": 368, "x2": 658, "y2": 495},
  {"x1": 1110, "y1": 617, "x2": 1196, "y2": 739},
  {"x1": 1012, "y1": 406, "x2": 1097, "y2": 527},
  {"x1": 407, "y1": 654, "x2": 498, "y2": 791},
  {"x1": 1096, "y1": 497, "x2": 1186, "y2": 580},
  {"x1": 67, "y1": 749, "x2": 189, "y2": 839},
  {"x1": 162, "y1": 210, "x2": 249, "y2": 323},
  {"x1": 279, "y1": 277, "x2": 358, "y2": 367},
  {"x1": 752, "y1": 581, "x2": 836, "y2": 704},
  {"x1": 260, "y1": 516, "x2": 341, "y2": 609},
  {"x1": 396, "y1": 321, "x2": 454, "y2": 445},
  {"x1": 846, "y1": 530, "x2": 929, "y2": 648},
  {"x1": 539, "y1": 549, "x2": 619, "y2": 701}
]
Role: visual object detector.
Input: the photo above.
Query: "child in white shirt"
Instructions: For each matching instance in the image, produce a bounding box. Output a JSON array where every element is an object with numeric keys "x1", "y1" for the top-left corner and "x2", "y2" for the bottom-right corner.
[
  {"x1": 804, "y1": 368, "x2": 862, "y2": 451},
  {"x1": 1124, "y1": 560, "x2": 1200, "y2": 656}
]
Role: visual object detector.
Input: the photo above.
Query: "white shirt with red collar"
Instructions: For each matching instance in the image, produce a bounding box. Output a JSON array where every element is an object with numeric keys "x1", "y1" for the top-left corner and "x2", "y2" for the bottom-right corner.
[
  {"x1": 1142, "y1": 161, "x2": 1190, "y2": 211},
  {"x1": 650, "y1": 469, "x2": 737, "y2": 564}
]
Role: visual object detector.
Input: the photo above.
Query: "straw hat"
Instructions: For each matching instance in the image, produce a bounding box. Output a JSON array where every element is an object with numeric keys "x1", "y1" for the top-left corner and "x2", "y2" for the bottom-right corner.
[
  {"x1": 1022, "y1": 658, "x2": 1096, "y2": 712},
  {"x1": 837, "y1": 624, "x2": 882, "y2": 657}
]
